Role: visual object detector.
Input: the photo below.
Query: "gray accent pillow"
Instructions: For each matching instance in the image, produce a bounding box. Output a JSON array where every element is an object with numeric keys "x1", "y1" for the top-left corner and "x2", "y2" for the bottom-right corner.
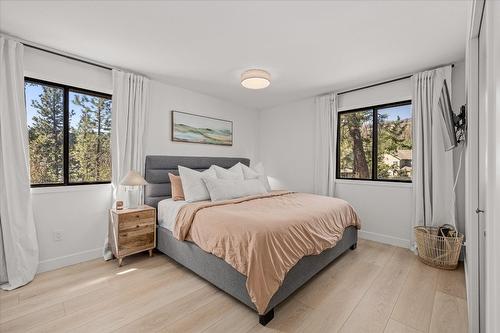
[{"x1": 202, "y1": 178, "x2": 267, "y2": 202}]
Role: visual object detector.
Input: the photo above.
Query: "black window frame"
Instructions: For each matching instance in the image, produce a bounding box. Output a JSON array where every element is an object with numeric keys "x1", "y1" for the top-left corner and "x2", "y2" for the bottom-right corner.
[
  {"x1": 25, "y1": 77, "x2": 112, "y2": 187},
  {"x1": 336, "y1": 100, "x2": 412, "y2": 183}
]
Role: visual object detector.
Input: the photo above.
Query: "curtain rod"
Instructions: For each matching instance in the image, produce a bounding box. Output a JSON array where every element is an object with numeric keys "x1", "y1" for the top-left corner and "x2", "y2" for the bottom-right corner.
[
  {"x1": 1, "y1": 33, "x2": 115, "y2": 71},
  {"x1": 333, "y1": 63, "x2": 455, "y2": 97},
  {"x1": 24, "y1": 44, "x2": 113, "y2": 71},
  {"x1": 338, "y1": 75, "x2": 411, "y2": 96}
]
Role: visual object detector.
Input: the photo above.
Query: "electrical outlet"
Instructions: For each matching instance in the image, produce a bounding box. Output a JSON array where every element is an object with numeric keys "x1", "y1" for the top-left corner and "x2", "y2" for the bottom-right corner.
[{"x1": 53, "y1": 230, "x2": 63, "y2": 242}]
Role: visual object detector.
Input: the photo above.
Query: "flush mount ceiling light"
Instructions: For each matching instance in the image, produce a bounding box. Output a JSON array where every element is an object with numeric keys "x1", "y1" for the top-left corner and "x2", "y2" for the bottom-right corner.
[{"x1": 240, "y1": 69, "x2": 271, "y2": 89}]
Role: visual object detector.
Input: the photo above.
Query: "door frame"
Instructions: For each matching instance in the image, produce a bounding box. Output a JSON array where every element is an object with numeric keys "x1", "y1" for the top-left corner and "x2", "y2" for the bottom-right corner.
[{"x1": 464, "y1": 1, "x2": 484, "y2": 332}]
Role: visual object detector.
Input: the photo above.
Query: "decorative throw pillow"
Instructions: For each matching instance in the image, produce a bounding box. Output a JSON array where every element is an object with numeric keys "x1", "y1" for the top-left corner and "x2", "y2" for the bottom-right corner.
[
  {"x1": 168, "y1": 173, "x2": 185, "y2": 201},
  {"x1": 238, "y1": 162, "x2": 272, "y2": 191},
  {"x1": 202, "y1": 177, "x2": 267, "y2": 202},
  {"x1": 211, "y1": 164, "x2": 245, "y2": 180},
  {"x1": 178, "y1": 166, "x2": 217, "y2": 202}
]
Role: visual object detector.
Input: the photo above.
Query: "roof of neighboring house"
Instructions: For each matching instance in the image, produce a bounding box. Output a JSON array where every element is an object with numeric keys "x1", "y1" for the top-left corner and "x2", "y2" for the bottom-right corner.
[
  {"x1": 383, "y1": 153, "x2": 399, "y2": 161},
  {"x1": 396, "y1": 149, "x2": 412, "y2": 160}
]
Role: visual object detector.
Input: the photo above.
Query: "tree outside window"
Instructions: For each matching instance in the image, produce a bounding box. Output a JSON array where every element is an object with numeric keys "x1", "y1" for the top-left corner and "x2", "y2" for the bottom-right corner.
[
  {"x1": 337, "y1": 101, "x2": 412, "y2": 182},
  {"x1": 25, "y1": 78, "x2": 112, "y2": 186}
]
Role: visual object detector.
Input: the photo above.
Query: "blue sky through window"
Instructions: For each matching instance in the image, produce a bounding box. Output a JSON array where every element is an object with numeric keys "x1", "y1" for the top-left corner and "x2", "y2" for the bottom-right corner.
[
  {"x1": 25, "y1": 83, "x2": 44, "y2": 127},
  {"x1": 69, "y1": 91, "x2": 89, "y2": 129},
  {"x1": 25, "y1": 83, "x2": 96, "y2": 128},
  {"x1": 380, "y1": 104, "x2": 411, "y2": 121}
]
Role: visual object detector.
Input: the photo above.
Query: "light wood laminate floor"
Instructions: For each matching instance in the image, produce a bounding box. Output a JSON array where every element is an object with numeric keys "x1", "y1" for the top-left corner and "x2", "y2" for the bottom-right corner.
[{"x1": 0, "y1": 239, "x2": 467, "y2": 333}]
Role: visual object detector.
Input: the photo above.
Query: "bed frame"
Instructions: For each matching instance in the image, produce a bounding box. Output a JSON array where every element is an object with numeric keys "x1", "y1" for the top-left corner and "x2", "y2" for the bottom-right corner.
[{"x1": 144, "y1": 155, "x2": 358, "y2": 325}]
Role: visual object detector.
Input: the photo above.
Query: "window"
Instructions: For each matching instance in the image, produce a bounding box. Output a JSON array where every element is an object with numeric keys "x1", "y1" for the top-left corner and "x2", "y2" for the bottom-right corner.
[
  {"x1": 25, "y1": 78, "x2": 112, "y2": 186},
  {"x1": 337, "y1": 101, "x2": 412, "y2": 182}
]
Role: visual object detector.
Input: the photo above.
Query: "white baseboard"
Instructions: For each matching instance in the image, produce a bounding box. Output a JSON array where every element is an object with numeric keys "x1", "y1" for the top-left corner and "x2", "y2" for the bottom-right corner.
[
  {"x1": 358, "y1": 230, "x2": 410, "y2": 249},
  {"x1": 37, "y1": 247, "x2": 102, "y2": 273}
]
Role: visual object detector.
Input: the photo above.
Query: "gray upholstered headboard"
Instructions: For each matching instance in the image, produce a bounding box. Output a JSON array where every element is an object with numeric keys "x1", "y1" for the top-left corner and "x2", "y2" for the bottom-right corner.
[{"x1": 144, "y1": 155, "x2": 250, "y2": 208}]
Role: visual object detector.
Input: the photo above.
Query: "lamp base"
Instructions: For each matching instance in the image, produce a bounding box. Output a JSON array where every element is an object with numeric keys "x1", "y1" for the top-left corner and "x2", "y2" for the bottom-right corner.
[{"x1": 125, "y1": 188, "x2": 139, "y2": 209}]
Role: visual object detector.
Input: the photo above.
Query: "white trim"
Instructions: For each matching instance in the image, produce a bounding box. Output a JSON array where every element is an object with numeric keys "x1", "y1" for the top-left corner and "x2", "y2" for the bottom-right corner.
[
  {"x1": 465, "y1": 35, "x2": 481, "y2": 333},
  {"x1": 481, "y1": 1, "x2": 500, "y2": 331},
  {"x1": 469, "y1": 0, "x2": 485, "y2": 39},
  {"x1": 31, "y1": 183, "x2": 112, "y2": 195},
  {"x1": 358, "y1": 230, "x2": 410, "y2": 249},
  {"x1": 335, "y1": 179, "x2": 412, "y2": 189},
  {"x1": 464, "y1": 1, "x2": 484, "y2": 332},
  {"x1": 37, "y1": 247, "x2": 102, "y2": 273}
]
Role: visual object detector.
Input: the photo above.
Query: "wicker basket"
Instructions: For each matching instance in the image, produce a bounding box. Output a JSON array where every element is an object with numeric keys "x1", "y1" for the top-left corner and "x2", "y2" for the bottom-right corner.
[{"x1": 414, "y1": 226, "x2": 464, "y2": 270}]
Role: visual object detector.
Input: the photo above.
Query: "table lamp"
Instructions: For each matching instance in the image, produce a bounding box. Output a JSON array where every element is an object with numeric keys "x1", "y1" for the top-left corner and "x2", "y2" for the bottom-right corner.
[{"x1": 120, "y1": 170, "x2": 147, "y2": 209}]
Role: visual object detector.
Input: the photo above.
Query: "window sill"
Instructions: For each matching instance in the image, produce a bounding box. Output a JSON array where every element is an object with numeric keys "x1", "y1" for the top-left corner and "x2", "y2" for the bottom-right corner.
[
  {"x1": 335, "y1": 179, "x2": 412, "y2": 189},
  {"x1": 31, "y1": 183, "x2": 112, "y2": 195}
]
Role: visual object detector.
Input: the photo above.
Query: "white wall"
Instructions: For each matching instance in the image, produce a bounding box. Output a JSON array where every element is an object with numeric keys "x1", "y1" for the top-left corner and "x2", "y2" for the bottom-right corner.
[
  {"x1": 24, "y1": 47, "x2": 112, "y2": 94},
  {"x1": 30, "y1": 185, "x2": 112, "y2": 273},
  {"x1": 25, "y1": 48, "x2": 259, "y2": 273},
  {"x1": 337, "y1": 77, "x2": 412, "y2": 112},
  {"x1": 259, "y1": 97, "x2": 315, "y2": 192},
  {"x1": 259, "y1": 62, "x2": 466, "y2": 248},
  {"x1": 145, "y1": 81, "x2": 259, "y2": 161}
]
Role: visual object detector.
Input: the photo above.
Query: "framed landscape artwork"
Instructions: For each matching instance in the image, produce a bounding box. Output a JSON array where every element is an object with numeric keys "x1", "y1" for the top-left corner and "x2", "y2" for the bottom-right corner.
[{"x1": 171, "y1": 111, "x2": 233, "y2": 146}]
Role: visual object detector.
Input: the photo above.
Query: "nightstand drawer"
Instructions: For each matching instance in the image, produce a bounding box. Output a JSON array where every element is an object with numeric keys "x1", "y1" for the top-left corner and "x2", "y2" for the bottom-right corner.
[
  {"x1": 119, "y1": 224, "x2": 155, "y2": 238},
  {"x1": 119, "y1": 218, "x2": 155, "y2": 231},
  {"x1": 120, "y1": 210, "x2": 155, "y2": 223},
  {"x1": 118, "y1": 233, "x2": 154, "y2": 253}
]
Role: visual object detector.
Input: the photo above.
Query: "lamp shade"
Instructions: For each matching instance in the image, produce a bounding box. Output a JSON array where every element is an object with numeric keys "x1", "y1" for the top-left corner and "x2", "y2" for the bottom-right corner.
[{"x1": 120, "y1": 170, "x2": 147, "y2": 186}]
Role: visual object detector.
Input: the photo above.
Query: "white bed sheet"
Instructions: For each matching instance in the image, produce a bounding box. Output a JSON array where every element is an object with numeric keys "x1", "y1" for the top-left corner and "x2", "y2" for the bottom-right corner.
[{"x1": 157, "y1": 198, "x2": 188, "y2": 231}]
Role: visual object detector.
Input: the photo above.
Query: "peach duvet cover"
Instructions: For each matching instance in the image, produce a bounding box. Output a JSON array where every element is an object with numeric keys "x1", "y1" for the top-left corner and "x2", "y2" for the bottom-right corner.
[{"x1": 173, "y1": 191, "x2": 361, "y2": 314}]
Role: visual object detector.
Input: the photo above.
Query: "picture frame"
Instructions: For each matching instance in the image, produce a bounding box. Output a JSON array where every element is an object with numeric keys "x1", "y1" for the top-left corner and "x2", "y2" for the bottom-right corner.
[{"x1": 171, "y1": 110, "x2": 233, "y2": 146}]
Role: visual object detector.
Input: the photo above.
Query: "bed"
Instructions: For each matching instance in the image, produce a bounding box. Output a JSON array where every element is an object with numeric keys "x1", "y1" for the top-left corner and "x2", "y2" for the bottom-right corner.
[{"x1": 144, "y1": 155, "x2": 358, "y2": 325}]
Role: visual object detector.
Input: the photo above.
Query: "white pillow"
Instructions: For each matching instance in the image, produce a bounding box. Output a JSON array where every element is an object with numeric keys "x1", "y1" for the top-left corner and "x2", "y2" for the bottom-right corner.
[
  {"x1": 211, "y1": 164, "x2": 244, "y2": 180},
  {"x1": 178, "y1": 166, "x2": 216, "y2": 202},
  {"x1": 202, "y1": 178, "x2": 267, "y2": 202},
  {"x1": 238, "y1": 162, "x2": 272, "y2": 191}
]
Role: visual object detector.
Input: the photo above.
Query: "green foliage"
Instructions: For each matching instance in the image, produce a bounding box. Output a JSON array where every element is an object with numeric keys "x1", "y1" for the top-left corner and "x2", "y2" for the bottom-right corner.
[
  {"x1": 27, "y1": 83, "x2": 64, "y2": 184},
  {"x1": 70, "y1": 93, "x2": 111, "y2": 183},
  {"x1": 377, "y1": 114, "x2": 412, "y2": 180}
]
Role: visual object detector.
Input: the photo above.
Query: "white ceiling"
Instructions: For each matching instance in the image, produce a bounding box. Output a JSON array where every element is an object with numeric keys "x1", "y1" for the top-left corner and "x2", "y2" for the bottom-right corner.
[{"x1": 0, "y1": 1, "x2": 468, "y2": 110}]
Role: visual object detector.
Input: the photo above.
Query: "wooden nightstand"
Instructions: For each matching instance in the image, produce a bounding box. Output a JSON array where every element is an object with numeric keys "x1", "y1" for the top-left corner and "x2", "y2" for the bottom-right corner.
[{"x1": 109, "y1": 205, "x2": 156, "y2": 266}]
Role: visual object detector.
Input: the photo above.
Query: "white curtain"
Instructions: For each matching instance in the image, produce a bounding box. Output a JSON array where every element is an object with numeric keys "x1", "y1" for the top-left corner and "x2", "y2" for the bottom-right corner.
[
  {"x1": 313, "y1": 92, "x2": 337, "y2": 196},
  {"x1": 103, "y1": 70, "x2": 149, "y2": 260},
  {"x1": 0, "y1": 37, "x2": 39, "y2": 289},
  {"x1": 411, "y1": 65, "x2": 455, "y2": 249}
]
